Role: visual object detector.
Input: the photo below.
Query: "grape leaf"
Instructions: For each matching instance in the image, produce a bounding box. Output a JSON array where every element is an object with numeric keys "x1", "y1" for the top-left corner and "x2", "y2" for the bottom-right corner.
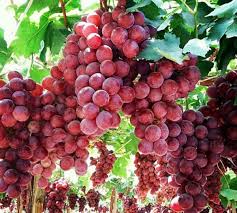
[
  {"x1": 170, "y1": 14, "x2": 193, "y2": 47},
  {"x1": 10, "y1": 13, "x2": 51, "y2": 57},
  {"x1": 196, "y1": 2, "x2": 215, "y2": 24},
  {"x1": 112, "y1": 154, "x2": 130, "y2": 178},
  {"x1": 207, "y1": 0, "x2": 237, "y2": 17},
  {"x1": 30, "y1": 66, "x2": 50, "y2": 83},
  {"x1": 152, "y1": 0, "x2": 163, "y2": 7},
  {"x1": 65, "y1": 0, "x2": 81, "y2": 11},
  {"x1": 126, "y1": 0, "x2": 151, "y2": 11},
  {"x1": 183, "y1": 38, "x2": 211, "y2": 57},
  {"x1": 197, "y1": 60, "x2": 214, "y2": 78},
  {"x1": 0, "y1": 28, "x2": 11, "y2": 70},
  {"x1": 221, "y1": 189, "x2": 237, "y2": 201},
  {"x1": 226, "y1": 20, "x2": 237, "y2": 38},
  {"x1": 138, "y1": 33, "x2": 184, "y2": 64},
  {"x1": 208, "y1": 18, "x2": 234, "y2": 41}
]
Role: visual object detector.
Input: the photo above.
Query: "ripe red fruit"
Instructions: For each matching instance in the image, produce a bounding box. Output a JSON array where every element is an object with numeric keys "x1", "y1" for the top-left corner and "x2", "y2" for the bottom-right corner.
[
  {"x1": 86, "y1": 33, "x2": 102, "y2": 49},
  {"x1": 111, "y1": 27, "x2": 128, "y2": 46},
  {"x1": 60, "y1": 156, "x2": 75, "y2": 171},
  {"x1": 122, "y1": 39, "x2": 139, "y2": 58},
  {"x1": 117, "y1": 12, "x2": 135, "y2": 29}
]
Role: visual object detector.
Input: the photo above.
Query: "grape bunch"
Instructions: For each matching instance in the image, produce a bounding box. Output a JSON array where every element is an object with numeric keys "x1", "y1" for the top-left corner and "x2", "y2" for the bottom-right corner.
[
  {"x1": 45, "y1": 179, "x2": 69, "y2": 213},
  {"x1": 0, "y1": 195, "x2": 12, "y2": 209},
  {"x1": 122, "y1": 196, "x2": 139, "y2": 213},
  {"x1": 90, "y1": 141, "x2": 116, "y2": 186},
  {"x1": 122, "y1": 57, "x2": 200, "y2": 156},
  {"x1": 162, "y1": 110, "x2": 225, "y2": 212},
  {"x1": 86, "y1": 189, "x2": 100, "y2": 210},
  {"x1": 78, "y1": 196, "x2": 86, "y2": 212},
  {"x1": 98, "y1": 205, "x2": 109, "y2": 212},
  {"x1": 204, "y1": 169, "x2": 223, "y2": 208},
  {"x1": 63, "y1": 0, "x2": 158, "y2": 138},
  {"x1": 68, "y1": 193, "x2": 78, "y2": 210},
  {"x1": 0, "y1": 71, "x2": 42, "y2": 198},
  {"x1": 200, "y1": 70, "x2": 237, "y2": 164},
  {"x1": 134, "y1": 153, "x2": 160, "y2": 198}
]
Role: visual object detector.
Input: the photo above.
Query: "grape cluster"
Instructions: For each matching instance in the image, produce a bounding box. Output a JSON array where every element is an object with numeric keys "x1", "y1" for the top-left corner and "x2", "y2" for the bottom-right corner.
[
  {"x1": 66, "y1": 0, "x2": 158, "y2": 138},
  {"x1": 98, "y1": 205, "x2": 109, "y2": 213},
  {"x1": 68, "y1": 193, "x2": 78, "y2": 210},
  {"x1": 204, "y1": 169, "x2": 223, "y2": 208},
  {"x1": 200, "y1": 70, "x2": 237, "y2": 166},
  {"x1": 90, "y1": 141, "x2": 116, "y2": 186},
  {"x1": 122, "y1": 196, "x2": 138, "y2": 213},
  {"x1": 78, "y1": 196, "x2": 86, "y2": 212},
  {"x1": 134, "y1": 153, "x2": 160, "y2": 198},
  {"x1": 0, "y1": 196, "x2": 12, "y2": 209},
  {"x1": 163, "y1": 110, "x2": 225, "y2": 212},
  {"x1": 0, "y1": 71, "x2": 42, "y2": 198},
  {"x1": 86, "y1": 189, "x2": 100, "y2": 210},
  {"x1": 122, "y1": 57, "x2": 200, "y2": 156},
  {"x1": 45, "y1": 179, "x2": 69, "y2": 213}
]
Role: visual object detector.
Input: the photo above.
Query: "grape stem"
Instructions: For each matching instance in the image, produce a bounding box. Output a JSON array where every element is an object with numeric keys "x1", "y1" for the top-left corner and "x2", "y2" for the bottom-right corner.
[
  {"x1": 59, "y1": 0, "x2": 68, "y2": 28},
  {"x1": 232, "y1": 202, "x2": 237, "y2": 213}
]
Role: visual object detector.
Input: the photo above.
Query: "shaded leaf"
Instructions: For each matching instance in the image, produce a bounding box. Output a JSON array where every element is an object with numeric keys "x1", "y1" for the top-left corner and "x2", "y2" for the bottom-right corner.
[
  {"x1": 216, "y1": 37, "x2": 237, "y2": 70},
  {"x1": 220, "y1": 195, "x2": 229, "y2": 208},
  {"x1": 208, "y1": 18, "x2": 234, "y2": 41},
  {"x1": 138, "y1": 33, "x2": 184, "y2": 64},
  {"x1": 207, "y1": 0, "x2": 237, "y2": 17},
  {"x1": 170, "y1": 14, "x2": 193, "y2": 46},
  {"x1": 197, "y1": 60, "x2": 214, "y2": 78},
  {"x1": 139, "y1": 2, "x2": 164, "y2": 20},
  {"x1": 196, "y1": 2, "x2": 215, "y2": 24},
  {"x1": 230, "y1": 177, "x2": 237, "y2": 190},
  {"x1": 183, "y1": 38, "x2": 211, "y2": 57}
]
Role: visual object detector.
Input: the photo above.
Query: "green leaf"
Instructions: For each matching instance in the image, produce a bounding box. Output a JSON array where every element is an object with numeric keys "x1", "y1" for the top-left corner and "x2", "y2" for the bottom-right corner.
[
  {"x1": 152, "y1": 0, "x2": 163, "y2": 7},
  {"x1": 112, "y1": 154, "x2": 130, "y2": 178},
  {"x1": 230, "y1": 177, "x2": 237, "y2": 190},
  {"x1": 0, "y1": 28, "x2": 11, "y2": 70},
  {"x1": 197, "y1": 60, "x2": 214, "y2": 78},
  {"x1": 208, "y1": 18, "x2": 234, "y2": 41},
  {"x1": 220, "y1": 189, "x2": 237, "y2": 201},
  {"x1": 157, "y1": 17, "x2": 171, "y2": 31},
  {"x1": 216, "y1": 37, "x2": 237, "y2": 70},
  {"x1": 183, "y1": 38, "x2": 211, "y2": 57},
  {"x1": 139, "y1": 2, "x2": 164, "y2": 20},
  {"x1": 124, "y1": 134, "x2": 139, "y2": 154},
  {"x1": 65, "y1": 0, "x2": 81, "y2": 11},
  {"x1": 138, "y1": 33, "x2": 184, "y2": 64},
  {"x1": 10, "y1": 13, "x2": 51, "y2": 57},
  {"x1": 226, "y1": 20, "x2": 237, "y2": 38},
  {"x1": 220, "y1": 194, "x2": 229, "y2": 208},
  {"x1": 196, "y1": 2, "x2": 215, "y2": 24},
  {"x1": 127, "y1": 0, "x2": 151, "y2": 11},
  {"x1": 30, "y1": 66, "x2": 50, "y2": 83},
  {"x1": 170, "y1": 14, "x2": 193, "y2": 46},
  {"x1": 207, "y1": 0, "x2": 237, "y2": 17},
  {"x1": 182, "y1": 12, "x2": 195, "y2": 31}
]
